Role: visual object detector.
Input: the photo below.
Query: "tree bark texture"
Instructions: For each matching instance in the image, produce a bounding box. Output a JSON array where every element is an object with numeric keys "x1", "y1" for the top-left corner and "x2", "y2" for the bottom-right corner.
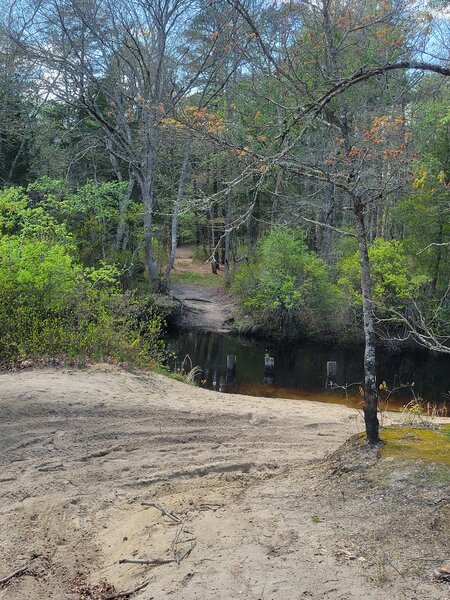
[{"x1": 353, "y1": 196, "x2": 380, "y2": 445}]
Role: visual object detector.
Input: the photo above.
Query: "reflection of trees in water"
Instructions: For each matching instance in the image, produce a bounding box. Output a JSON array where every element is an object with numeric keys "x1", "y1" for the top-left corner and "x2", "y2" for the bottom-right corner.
[{"x1": 169, "y1": 331, "x2": 450, "y2": 408}]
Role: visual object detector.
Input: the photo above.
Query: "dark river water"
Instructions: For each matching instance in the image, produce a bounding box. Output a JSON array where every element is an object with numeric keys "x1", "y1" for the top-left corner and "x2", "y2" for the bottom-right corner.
[{"x1": 167, "y1": 331, "x2": 450, "y2": 411}]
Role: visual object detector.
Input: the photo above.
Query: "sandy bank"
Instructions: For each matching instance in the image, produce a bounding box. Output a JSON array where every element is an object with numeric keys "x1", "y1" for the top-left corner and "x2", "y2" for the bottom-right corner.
[{"x1": 0, "y1": 367, "x2": 447, "y2": 599}]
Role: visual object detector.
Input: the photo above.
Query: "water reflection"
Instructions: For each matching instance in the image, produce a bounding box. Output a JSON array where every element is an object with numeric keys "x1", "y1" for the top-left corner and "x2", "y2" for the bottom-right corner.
[{"x1": 167, "y1": 331, "x2": 450, "y2": 411}]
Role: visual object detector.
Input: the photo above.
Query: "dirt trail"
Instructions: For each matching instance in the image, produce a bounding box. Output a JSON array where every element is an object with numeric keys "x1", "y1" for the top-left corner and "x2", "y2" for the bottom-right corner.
[
  {"x1": 170, "y1": 283, "x2": 236, "y2": 332},
  {"x1": 172, "y1": 246, "x2": 219, "y2": 276},
  {"x1": 170, "y1": 246, "x2": 237, "y2": 331},
  {"x1": 0, "y1": 367, "x2": 448, "y2": 599}
]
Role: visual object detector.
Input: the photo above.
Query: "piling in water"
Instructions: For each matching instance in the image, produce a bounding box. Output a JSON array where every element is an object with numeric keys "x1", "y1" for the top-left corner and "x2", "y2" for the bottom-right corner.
[
  {"x1": 264, "y1": 356, "x2": 275, "y2": 370},
  {"x1": 226, "y1": 355, "x2": 237, "y2": 371}
]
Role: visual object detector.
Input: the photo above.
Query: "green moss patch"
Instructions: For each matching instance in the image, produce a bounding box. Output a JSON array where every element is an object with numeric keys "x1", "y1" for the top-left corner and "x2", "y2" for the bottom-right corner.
[{"x1": 380, "y1": 425, "x2": 450, "y2": 465}]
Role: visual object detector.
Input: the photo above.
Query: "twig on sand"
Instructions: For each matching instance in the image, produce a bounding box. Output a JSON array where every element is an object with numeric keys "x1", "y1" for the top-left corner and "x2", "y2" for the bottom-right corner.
[
  {"x1": 118, "y1": 545, "x2": 195, "y2": 568},
  {"x1": 119, "y1": 557, "x2": 175, "y2": 566},
  {"x1": 174, "y1": 539, "x2": 197, "y2": 565},
  {"x1": 388, "y1": 561, "x2": 402, "y2": 575},
  {"x1": 111, "y1": 543, "x2": 196, "y2": 599},
  {"x1": 198, "y1": 503, "x2": 224, "y2": 511},
  {"x1": 112, "y1": 503, "x2": 196, "y2": 598},
  {"x1": 0, "y1": 564, "x2": 32, "y2": 586},
  {"x1": 141, "y1": 501, "x2": 181, "y2": 523},
  {"x1": 171, "y1": 519, "x2": 197, "y2": 564},
  {"x1": 172, "y1": 520, "x2": 185, "y2": 564},
  {"x1": 105, "y1": 576, "x2": 154, "y2": 599},
  {"x1": 0, "y1": 553, "x2": 42, "y2": 587}
]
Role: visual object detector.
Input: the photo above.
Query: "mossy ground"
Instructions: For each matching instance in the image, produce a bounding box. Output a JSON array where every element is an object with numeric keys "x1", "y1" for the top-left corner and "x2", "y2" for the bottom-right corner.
[
  {"x1": 379, "y1": 424, "x2": 450, "y2": 465},
  {"x1": 170, "y1": 271, "x2": 223, "y2": 287}
]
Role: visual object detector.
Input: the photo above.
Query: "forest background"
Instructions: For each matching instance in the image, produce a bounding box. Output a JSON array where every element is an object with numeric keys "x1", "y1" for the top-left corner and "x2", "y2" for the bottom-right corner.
[{"x1": 1, "y1": 0, "x2": 449, "y2": 443}]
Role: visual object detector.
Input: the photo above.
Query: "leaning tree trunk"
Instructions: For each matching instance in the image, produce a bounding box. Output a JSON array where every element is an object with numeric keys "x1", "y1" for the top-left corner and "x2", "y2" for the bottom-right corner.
[{"x1": 353, "y1": 195, "x2": 380, "y2": 445}]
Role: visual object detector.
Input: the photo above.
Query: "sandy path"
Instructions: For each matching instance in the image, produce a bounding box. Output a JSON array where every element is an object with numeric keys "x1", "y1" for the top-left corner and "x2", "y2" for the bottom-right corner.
[
  {"x1": 170, "y1": 283, "x2": 236, "y2": 331},
  {"x1": 172, "y1": 246, "x2": 219, "y2": 276},
  {"x1": 0, "y1": 368, "x2": 446, "y2": 599},
  {"x1": 169, "y1": 245, "x2": 237, "y2": 331}
]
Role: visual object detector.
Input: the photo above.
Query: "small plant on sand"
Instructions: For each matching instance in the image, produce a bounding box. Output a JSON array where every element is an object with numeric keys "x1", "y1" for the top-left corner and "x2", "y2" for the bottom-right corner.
[
  {"x1": 180, "y1": 354, "x2": 203, "y2": 384},
  {"x1": 378, "y1": 380, "x2": 444, "y2": 426},
  {"x1": 161, "y1": 354, "x2": 202, "y2": 385},
  {"x1": 399, "y1": 395, "x2": 443, "y2": 425},
  {"x1": 400, "y1": 397, "x2": 426, "y2": 425},
  {"x1": 374, "y1": 556, "x2": 390, "y2": 585}
]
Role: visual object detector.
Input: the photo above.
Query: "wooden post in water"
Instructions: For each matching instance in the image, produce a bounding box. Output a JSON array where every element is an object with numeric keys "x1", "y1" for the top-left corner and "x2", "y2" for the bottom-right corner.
[
  {"x1": 326, "y1": 361, "x2": 337, "y2": 388},
  {"x1": 264, "y1": 356, "x2": 275, "y2": 370},
  {"x1": 263, "y1": 373, "x2": 274, "y2": 385},
  {"x1": 227, "y1": 355, "x2": 237, "y2": 372},
  {"x1": 327, "y1": 361, "x2": 337, "y2": 378}
]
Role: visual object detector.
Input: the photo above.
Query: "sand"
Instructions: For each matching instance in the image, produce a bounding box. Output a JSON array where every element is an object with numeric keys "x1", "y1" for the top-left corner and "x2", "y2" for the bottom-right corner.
[{"x1": 0, "y1": 367, "x2": 448, "y2": 599}]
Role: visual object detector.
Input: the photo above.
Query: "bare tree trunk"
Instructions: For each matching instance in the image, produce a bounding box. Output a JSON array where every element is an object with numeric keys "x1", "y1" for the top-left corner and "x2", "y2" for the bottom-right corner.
[
  {"x1": 224, "y1": 167, "x2": 233, "y2": 287},
  {"x1": 139, "y1": 172, "x2": 159, "y2": 290},
  {"x1": 140, "y1": 99, "x2": 162, "y2": 290},
  {"x1": 210, "y1": 202, "x2": 218, "y2": 274},
  {"x1": 432, "y1": 222, "x2": 444, "y2": 294},
  {"x1": 271, "y1": 105, "x2": 287, "y2": 228},
  {"x1": 249, "y1": 193, "x2": 260, "y2": 252},
  {"x1": 115, "y1": 176, "x2": 135, "y2": 251},
  {"x1": 106, "y1": 140, "x2": 135, "y2": 252},
  {"x1": 6, "y1": 135, "x2": 27, "y2": 184},
  {"x1": 163, "y1": 138, "x2": 191, "y2": 287},
  {"x1": 319, "y1": 184, "x2": 335, "y2": 262},
  {"x1": 353, "y1": 195, "x2": 380, "y2": 445},
  {"x1": 271, "y1": 167, "x2": 283, "y2": 228},
  {"x1": 322, "y1": 0, "x2": 381, "y2": 444}
]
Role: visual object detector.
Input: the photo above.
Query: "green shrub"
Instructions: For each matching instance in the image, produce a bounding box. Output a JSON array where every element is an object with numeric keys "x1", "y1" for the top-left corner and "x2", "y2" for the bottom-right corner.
[
  {"x1": 233, "y1": 227, "x2": 343, "y2": 337},
  {"x1": 0, "y1": 187, "x2": 167, "y2": 367},
  {"x1": 337, "y1": 238, "x2": 429, "y2": 313}
]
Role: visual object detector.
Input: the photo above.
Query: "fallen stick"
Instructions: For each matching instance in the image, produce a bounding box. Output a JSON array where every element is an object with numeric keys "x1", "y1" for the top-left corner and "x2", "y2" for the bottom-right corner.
[
  {"x1": 119, "y1": 557, "x2": 175, "y2": 566},
  {"x1": 105, "y1": 576, "x2": 153, "y2": 599},
  {"x1": 199, "y1": 503, "x2": 224, "y2": 511},
  {"x1": 118, "y1": 544, "x2": 195, "y2": 568},
  {"x1": 110, "y1": 546, "x2": 195, "y2": 599},
  {"x1": 113, "y1": 506, "x2": 195, "y2": 599},
  {"x1": 141, "y1": 501, "x2": 181, "y2": 523},
  {"x1": 0, "y1": 564, "x2": 31, "y2": 586},
  {"x1": 177, "y1": 543, "x2": 196, "y2": 563}
]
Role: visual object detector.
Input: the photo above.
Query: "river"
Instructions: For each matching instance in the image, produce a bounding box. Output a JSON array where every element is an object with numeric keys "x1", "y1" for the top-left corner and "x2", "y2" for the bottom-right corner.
[{"x1": 167, "y1": 330, "x2": 450, "y2": 412}]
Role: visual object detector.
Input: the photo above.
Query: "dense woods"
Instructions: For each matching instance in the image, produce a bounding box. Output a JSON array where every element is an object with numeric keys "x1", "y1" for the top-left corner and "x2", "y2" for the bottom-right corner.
[{"x1": 1, "y1": 0, "x2": 449, "y2": 442}]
